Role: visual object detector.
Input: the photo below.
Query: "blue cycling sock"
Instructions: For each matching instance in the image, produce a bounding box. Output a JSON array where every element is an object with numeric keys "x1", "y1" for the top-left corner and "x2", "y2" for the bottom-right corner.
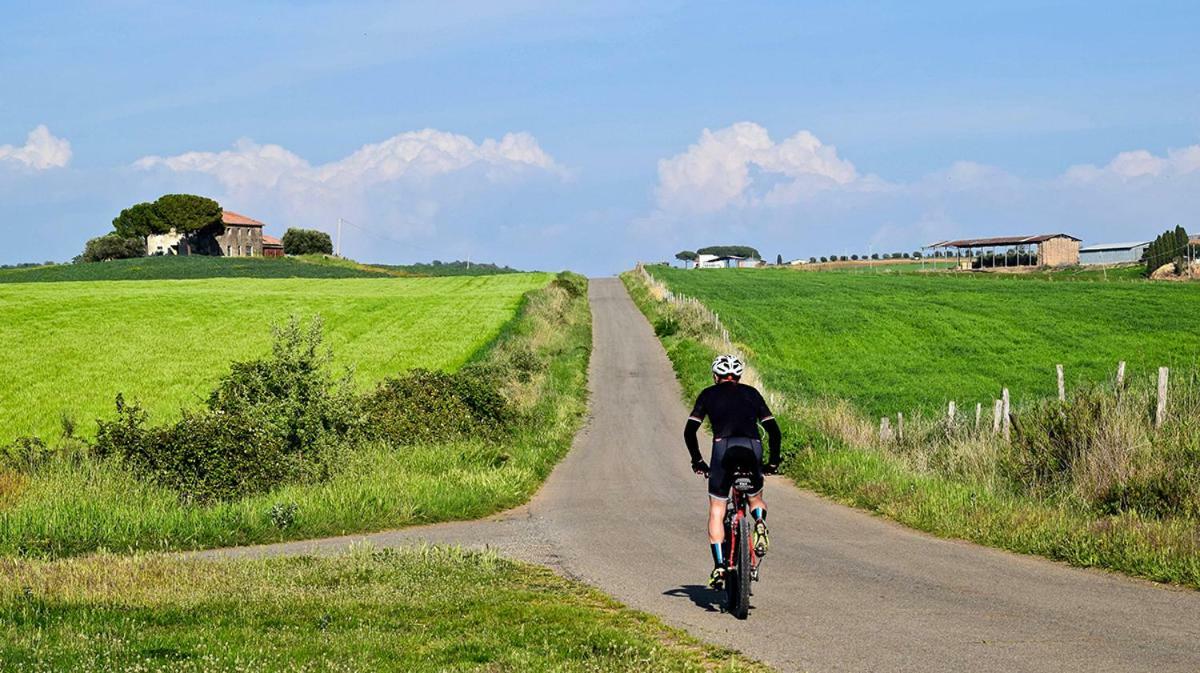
[
  {"x1": 751, "y1": 507, "x2": 766, "y2": 523},
  {"x1": 710, "y1": 543, "x2": 724, "y2": 567}
]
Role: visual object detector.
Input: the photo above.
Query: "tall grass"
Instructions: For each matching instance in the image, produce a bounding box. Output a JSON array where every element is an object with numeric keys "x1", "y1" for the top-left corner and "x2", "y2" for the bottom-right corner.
[
  {"x1": 624, "y1": 269, "x2": 1200, "y2": 587},
  {"x1": 0, "y1": 275, "x2": 591, "y2": 558}
]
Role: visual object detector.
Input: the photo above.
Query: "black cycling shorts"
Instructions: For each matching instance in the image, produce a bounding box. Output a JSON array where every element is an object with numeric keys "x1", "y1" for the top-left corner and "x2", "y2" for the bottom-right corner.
[{"x1": 708, "y1": 437, "x2": 763, "y2": 500}]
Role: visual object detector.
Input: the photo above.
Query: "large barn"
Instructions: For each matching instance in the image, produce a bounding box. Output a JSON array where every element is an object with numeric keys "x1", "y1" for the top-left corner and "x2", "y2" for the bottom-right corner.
[
  {"x1": 1079, "y1": 241, "x2": 1150, "y2": 266},
  {"x1": 926, "y1": 234, "x2": 1081, "y2": 269}
]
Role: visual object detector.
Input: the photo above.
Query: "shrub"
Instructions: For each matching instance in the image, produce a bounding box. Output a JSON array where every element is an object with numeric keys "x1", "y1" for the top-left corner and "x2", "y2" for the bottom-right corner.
[
  {"x1": 95, "y1": 317, "x2": 357, "y2": 502},
  {"x1": 0, "y1": 437, "x2": 51, "y2": 473},
  {"x1": 282, "y1": 228, "x2": 334, "y2": 255},
  {"x1": 655, "y1": 316, "x2": 680, "y2": 337},
  {"x1": 550, "y1": 271, "x2": 586, "y2": 298},
  {"x1": 362, "y1": 367, "x2": 511, "y2": 446},
  {"x1": 207, "y1": 316, "x2": 359, "y2": 454},
  {"x1": 78, "y1": 234, "x2": 145, "y2": 263}
]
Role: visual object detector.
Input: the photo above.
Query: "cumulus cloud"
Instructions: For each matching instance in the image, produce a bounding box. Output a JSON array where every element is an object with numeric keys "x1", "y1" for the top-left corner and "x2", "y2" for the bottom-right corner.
[
  {"x1": 640, "y1": 123, "x2": 1200, "y2": 265},
  {"x1": 0, "y1": 125, "x2": 72, "y2": 170},
  {"x1": 1063, "y1": 145, "x2": 1200, "y2": 182},
  {"x1": 135, "y1": 128, "x2": 562, "y2": 191},
  {"x1": 655, "y1": 122, "x2": 860, "y2": 213},
  {"x1": 133, "y1": 128, "x2": 564, "y2": 248}
]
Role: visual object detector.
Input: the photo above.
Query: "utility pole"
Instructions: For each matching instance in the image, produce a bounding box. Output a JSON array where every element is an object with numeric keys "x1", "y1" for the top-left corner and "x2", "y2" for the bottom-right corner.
[{"x1": 336, "y1": 217, "x2": 343, "y2": 257}]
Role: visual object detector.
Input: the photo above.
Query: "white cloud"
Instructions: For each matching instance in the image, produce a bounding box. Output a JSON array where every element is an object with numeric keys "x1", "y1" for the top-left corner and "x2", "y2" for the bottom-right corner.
[
  {"x1": 655, "y1": 122, "x2": 859, "y2": 213},
  {"x1": 0, "y1": 125, "x2": 72, "y2": 170},
  {"x1": 1063, "y1": 144, "x2": 1200, "y2": 182},
  {"x1": 135, "y1": 128, "x2": 562, "y2": 191}
]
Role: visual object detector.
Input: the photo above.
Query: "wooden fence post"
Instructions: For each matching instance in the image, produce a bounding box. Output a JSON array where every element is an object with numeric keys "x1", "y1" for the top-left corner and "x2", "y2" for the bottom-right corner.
[
  {"x1": 1116, "y1": 361, "x2": 1126, "y2": 389},
  {"x1": 879, "y1": 417, "x2": 891, "y2": 442},
  {"x1": 975, "y1": 402, "x2": 982, "y2": 430},
  {"x1": 1002, "y1": 388, "x2": 1011, "y2": 442},
  {"x1": 947, "y1": 401, "x2": 956, "y2": 425},
  {"x1": 896, "y1": 412, "x2": 904, "y2": 442},
  {"x1": 1156, "y1": 367, "x2": 1169, "y2": 429},
  {"x1": 1056, "y1": 364, "x2": 1065, "y2": 401},
  {"x1": 992, "y1": 399, "x2": 1002, "y2": 434}
]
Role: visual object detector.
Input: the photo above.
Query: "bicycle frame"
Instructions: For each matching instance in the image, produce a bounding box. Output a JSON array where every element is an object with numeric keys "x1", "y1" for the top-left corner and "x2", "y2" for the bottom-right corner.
[{"x1": 724, "y1": 484, "x2": 761, "y2": 576}]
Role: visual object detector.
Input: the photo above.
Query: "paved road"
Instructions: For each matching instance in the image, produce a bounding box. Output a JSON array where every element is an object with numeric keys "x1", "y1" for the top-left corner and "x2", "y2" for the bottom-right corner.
[{"x1": 201, "y1": 278, "x2": 1200, "y2": 672}]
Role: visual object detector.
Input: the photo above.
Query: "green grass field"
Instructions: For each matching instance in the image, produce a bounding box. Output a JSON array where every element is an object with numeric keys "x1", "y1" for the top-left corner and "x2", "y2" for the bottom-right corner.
[
  {"x1": 0, "y1": 274, "x2": 549, "y2": 444},
  {"x1": 0, "y1": 274, "x2": 589, "y2": 557},
  {"x1": 0, "y1": 547, "x2": 763, "y2": 672},
  {"x1": 649, "y1": 267, "x2": 1200, "y2": 416},
  {"x1": 0, "y1": 255, "x2": 396, "y2": 283}
]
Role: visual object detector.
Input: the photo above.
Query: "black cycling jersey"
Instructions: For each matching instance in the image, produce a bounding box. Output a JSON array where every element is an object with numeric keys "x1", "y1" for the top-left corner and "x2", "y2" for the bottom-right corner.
[
  {"x1": 689, "y1": 382, "x2": 772, "y2": 439},
  {"x1": 684, "y1": 380, "x2": 782, "y2": 467}
]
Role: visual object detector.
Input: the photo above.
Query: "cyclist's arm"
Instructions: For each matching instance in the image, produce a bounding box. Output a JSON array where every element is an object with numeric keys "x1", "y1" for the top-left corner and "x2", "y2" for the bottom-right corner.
[
  {"x1": 684, "y1": 417, "x2": 703, "y2": 464},
  {"x1": 684, "y1": 392, "x2": 707, "y2": 464},
  {"x1": 756, "y1": 389, "x2": 782, "y2": 466},
  {"x1": 761, "y1": 417, "x2": 782, "y2": 466}
]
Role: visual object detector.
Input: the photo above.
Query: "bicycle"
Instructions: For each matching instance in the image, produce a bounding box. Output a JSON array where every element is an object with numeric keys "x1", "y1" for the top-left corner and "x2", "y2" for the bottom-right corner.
[{"x1": 720, "y1": 467, "x2": 762, "y2": 619}]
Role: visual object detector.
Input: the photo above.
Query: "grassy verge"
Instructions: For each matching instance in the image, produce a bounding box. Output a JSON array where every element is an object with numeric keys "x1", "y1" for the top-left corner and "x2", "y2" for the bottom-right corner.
[
  {"x1": 0, "y1": 546, "x2": 764, "y2": 672},
  {"x1": 0, "y1": 276, "x2": 591, "y2": 558},
  {"x1": 622, "y1": 270, "x2": 1200, "y2": 588}
]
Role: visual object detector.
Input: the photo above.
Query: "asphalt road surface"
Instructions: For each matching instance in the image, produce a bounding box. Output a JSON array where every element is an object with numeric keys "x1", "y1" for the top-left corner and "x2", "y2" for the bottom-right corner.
[{"x1": 200, "y1": 277, "x2": 1200, "y2": 672}]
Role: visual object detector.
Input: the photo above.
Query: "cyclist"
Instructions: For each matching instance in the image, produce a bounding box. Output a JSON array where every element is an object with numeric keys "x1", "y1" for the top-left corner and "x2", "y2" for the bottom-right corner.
[{"x1": 685, "y1": 354, "x2": 782, "y2": 589}]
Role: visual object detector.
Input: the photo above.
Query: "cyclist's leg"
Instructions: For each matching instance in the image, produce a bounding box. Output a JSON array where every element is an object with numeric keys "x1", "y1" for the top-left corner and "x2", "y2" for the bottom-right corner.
[{"x1": 707, "y1": 441, "x2": 731, "y2": 585}]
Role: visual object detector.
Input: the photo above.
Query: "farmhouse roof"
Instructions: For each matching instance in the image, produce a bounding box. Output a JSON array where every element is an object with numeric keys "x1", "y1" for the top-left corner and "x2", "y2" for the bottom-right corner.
[
  {"x1": 262, "y1": 234, "x2": 283, "y2": 247},
  {"x1": 221, "y1": 210, "x2": 265, "y2": 227},
  {"x1": 927, "y1": 233, "x2": 1081, "y2": 248},
  {"x1": 1079, "y1": 241, "x2": 1150, "y2": 252}
]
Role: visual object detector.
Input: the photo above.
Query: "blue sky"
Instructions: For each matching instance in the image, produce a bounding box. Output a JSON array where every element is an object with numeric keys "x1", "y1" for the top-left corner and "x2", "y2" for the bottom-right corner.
[{"x1": 2, "y1": 1, "x2": 1198, "y2": 273}]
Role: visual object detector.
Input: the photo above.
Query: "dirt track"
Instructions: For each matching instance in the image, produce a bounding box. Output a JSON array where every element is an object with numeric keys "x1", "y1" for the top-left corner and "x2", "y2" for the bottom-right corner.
[{"x1": 199, "y1": 277, "x2": 1200, "y2": 672}]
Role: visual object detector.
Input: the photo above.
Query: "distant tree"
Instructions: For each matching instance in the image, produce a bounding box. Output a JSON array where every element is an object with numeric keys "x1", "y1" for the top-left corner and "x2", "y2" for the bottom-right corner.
[
  {"x1": 871, "y1": 253, "x2": 879, "y2": 260},
  {"x1": 839, "y1": 255, "x2": 848, "y2": 262},
  {"x1": 153, "y1": 194, "x2": 222, "y2": 234},
  {"x1": 912, "y1": 251, "x2": 923, "y2": 259},
  {"x1": 675, "y1": 250, "x2": 698, "y2": 262},
  {"x1": 79, "y1": 233, "x2": 145, "y2": 263},
  {"x1": 808, "y1": 256, "x2": 817, "y2": 263},
  {"x1": 1145, "y1": 226, "x2": 1190, "y2": 276},
  {"x1": 819, "y1": 256, "x2": 828, "y2": 263},
  {"x1": 850, "y1": 254, "x2": 859, "y2": 261},
  {"x1": 696, "y1": 245, "x2": 761, "y2": 259},
  {"x1": 902, "y1": 252, "x2": 911, "y2": 259},
  {"x1": 112, "y1": 202, "x2": 168, "y2": 239},
  {"x1": 283, "y1": 228, "x2": 334, "y2": 255},
  {"x1": 776, "y1": 253, "x2": 783, "y2": 265}
]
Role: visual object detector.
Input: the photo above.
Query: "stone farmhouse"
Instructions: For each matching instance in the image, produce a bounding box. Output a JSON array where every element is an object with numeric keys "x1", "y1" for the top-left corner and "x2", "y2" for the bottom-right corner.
[{"x1": 146, "y1": 210, "x2": 277, "y2": 257}]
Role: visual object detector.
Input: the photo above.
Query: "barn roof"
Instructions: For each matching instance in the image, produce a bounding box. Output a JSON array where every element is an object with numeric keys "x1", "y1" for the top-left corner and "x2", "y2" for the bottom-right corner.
[
  {"x1": 1079, "y1": 241, "x2": 1150, "y2": 252},
  {"x1": 262, "y1": 234, "x2": 283, "y2": 247},
  {"x1": 221, "y1": 210, "x2": 265, "y2": 227},
  {"x1": 927, "y1": 233, "x2": 1081, "y2": 248}
]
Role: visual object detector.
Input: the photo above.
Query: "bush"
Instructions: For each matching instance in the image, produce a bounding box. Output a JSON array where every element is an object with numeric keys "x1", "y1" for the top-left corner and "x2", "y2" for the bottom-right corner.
[
  {"x1": 207, "y1": 316, "x2": 359, "y2": 454},
  {"x1": 78, "y1": 234, "x2": 145, "y2": 263},
  {"x1": 282, "y1": 228, "x2": 334, "y2": 255},
  {"x1": 362, "y1": 367, "x2": 511, "y2": 446},
  {"x1": 654, "y1": 316, "x2": 680, "y2": 337},
  {"x1": 550, "y1": 271, "x2": 586, "y2": 298},
  {"x1": 95, "y1": 317, "x2": 357, "y2": 502},
  {"x1": 0, "y1": 437, "x2": 50, "y2": 473}
]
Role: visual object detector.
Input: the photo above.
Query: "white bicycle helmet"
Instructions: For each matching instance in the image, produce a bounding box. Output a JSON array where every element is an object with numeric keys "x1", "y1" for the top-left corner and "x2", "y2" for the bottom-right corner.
[{"x1": 711, "y1": 354, "x2": 744, "y2": 379}]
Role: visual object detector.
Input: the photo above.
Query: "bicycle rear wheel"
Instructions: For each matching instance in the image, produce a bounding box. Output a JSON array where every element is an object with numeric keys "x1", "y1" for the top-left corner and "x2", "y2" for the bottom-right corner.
[{"x1": 730, "y1": 517, "x2": 752, "y2": 619}]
